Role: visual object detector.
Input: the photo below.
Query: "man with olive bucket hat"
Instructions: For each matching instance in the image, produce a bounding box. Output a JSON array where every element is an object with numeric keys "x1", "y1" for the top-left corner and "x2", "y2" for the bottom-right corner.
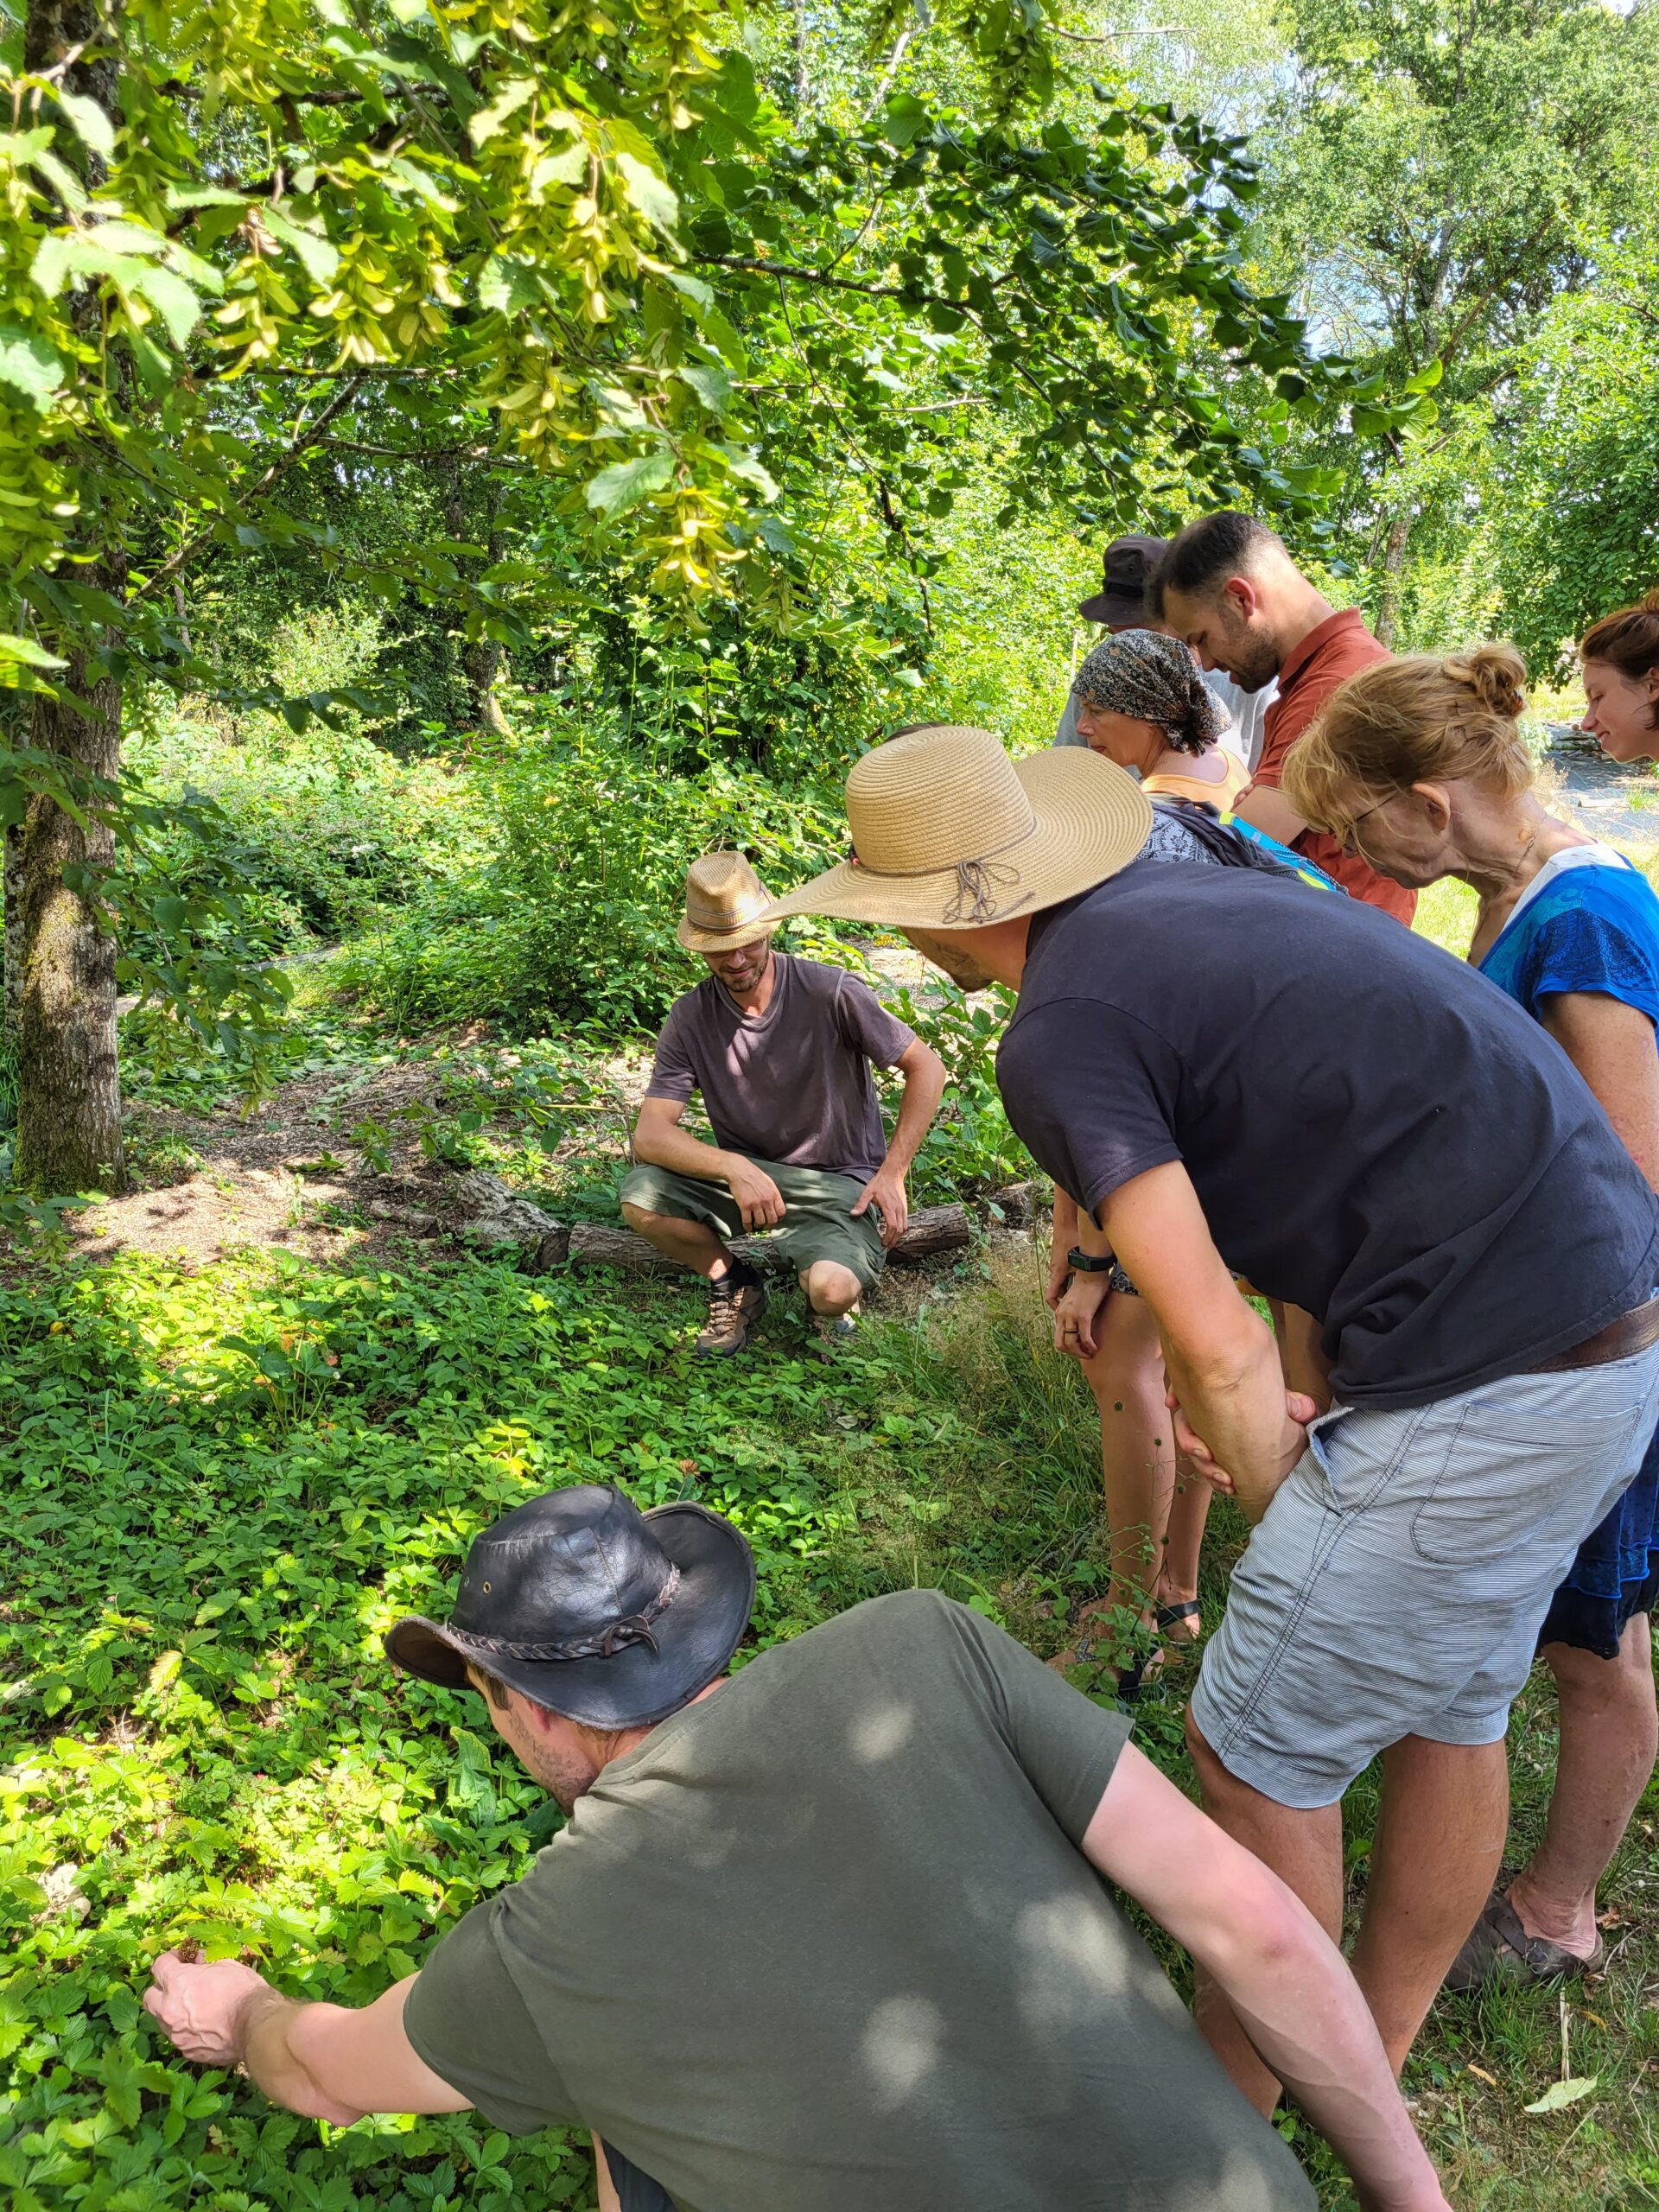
[
  {"x1": 619, "y1": 850, "x2": 946, "y2": 1356},
  {"x1": 762, "y1": 721, "x2": 1659, "y2": 2101},
  {"x1": 144, "y1": 1481, "x2": 1454, "y2": 2212}
]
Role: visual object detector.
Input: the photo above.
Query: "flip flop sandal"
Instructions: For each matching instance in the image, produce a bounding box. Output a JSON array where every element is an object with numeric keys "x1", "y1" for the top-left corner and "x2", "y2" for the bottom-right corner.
[
  {"x1": 1443, "y1": 1890, "x2": 1606, "y2": 1993},
  {"x1": 1156, "y1": 1599, "x2": 1204, "y2": 1653}
]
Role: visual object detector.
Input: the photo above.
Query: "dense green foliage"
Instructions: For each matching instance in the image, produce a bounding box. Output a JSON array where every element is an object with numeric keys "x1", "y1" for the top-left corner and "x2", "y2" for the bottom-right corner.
[{"x1": 0, "y1": 1245, "x2": 1116, "y2": 2212}]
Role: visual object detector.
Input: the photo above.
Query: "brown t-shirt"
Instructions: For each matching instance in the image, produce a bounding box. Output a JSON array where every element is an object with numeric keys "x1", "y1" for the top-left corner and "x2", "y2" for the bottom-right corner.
[
  {"x1": 404, "y1": 1591, "x2": 1317, "y2": 2212},
  {"x1": 1252, "y1": 609, "x2": 1416, "y2": 924},
  {"x1": 645, "y1": 954, "x2": 916, "y2": 1182}
]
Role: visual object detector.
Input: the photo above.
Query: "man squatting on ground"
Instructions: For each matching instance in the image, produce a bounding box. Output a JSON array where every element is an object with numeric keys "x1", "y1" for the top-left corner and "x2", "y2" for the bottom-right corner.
[
  {"x1": 147, "y1": 1484, "x2": 1453, "y2": 2212},
  {"x1": 762, "y1": 721, "x2": 1659, "y2": 2104},
  {"x1": 618, "y1": 850, "x2": 946, "y2": 1357}
]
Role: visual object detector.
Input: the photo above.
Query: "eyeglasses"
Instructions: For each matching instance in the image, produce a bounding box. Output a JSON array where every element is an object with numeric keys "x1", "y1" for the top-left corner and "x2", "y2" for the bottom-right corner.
[{"x1": 1339, "y1": 790, "x2": 1398, "y2": 854}]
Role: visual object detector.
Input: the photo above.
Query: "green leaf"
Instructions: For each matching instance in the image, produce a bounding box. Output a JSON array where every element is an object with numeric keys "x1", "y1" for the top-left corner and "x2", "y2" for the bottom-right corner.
[
  {"x1": 723, "y1": 448, "x2": 777, "y2": 499},
  {"x1": 165, "y1": 187, "x2": 247, "y2": 211},
  {"x1": 530, "y1": 142, "x2": 588, "y2": 194},
  {"x1": 584, "y1": 449, "x2": 674, "y2": 518},
  {"x1": 0, "y1": 326, "x2": 64, "y2": 412},
  {"x1": 614, "y1": 152, "x2": 678, "y2": 235},
  {"x1": 0, "y1": 632, "x2": 67, "y2": 669},
  {"x1": 477, "y1": 255, "x2": 543, "y2": 314},
  {"x1": 881, "y1": 92, "x2": 930, "y2": 148},
  {"x1": 55, "y1": 90, "x2": 114, "y2": 161},
  {"x1": 264, "y1": 210, "x2": 340, "y2": 285},
  {"x1": 1523, "y1": 2076, "x2": 1598, "y2": 2115},
  {"x1": 467, "y1": 79, "x2": 536, "y2": 147},
  {"x1": 131, "y1": 264, "x2": 202, "y2": 350},
  {"x1": 677, "y1": 360, "x2": 733, "y2": 416}
]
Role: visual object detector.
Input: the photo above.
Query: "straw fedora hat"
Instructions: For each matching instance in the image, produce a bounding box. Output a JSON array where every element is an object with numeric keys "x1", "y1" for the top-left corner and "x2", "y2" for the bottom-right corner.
[
  {"x1": 760, "y1": 724, "x2": 1152, "y2": 932},
  {"x1": 677, "y1": 851, "x2": 781, "y2": 954}
]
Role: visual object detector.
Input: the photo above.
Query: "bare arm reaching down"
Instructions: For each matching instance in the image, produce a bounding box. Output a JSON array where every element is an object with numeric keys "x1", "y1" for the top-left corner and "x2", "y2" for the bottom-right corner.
[
  {"x1": 1098, "y1": 1160, "x2": 1306, "y2": 1521},
  {"x1": 851, "y1": 1036, "x2": 948, "y2": 1244},
  {"x1": 1084, "y1": 1751, "x2": 1452, "y2": 2212},
  {"x1": 144, "y1": 1953, "x2": 471, "y2": 2126}
]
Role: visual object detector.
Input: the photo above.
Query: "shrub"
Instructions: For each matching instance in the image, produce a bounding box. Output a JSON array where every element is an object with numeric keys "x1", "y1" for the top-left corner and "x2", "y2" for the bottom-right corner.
[
  {"x1": 124, "y1": 717, "x2": 486, "y2": 949},
  {"x1": 336, "y1": 727, "x2": 846, "y2": 1036}
]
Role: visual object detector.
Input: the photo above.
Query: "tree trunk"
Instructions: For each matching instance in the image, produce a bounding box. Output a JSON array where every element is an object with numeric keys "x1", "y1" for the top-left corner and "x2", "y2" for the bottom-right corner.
[
  {"x1": 15, "y1": 657, "x2": 126, "y2": 1192},
  {"x1": 463, "y1": 633, "x2": 510, "y2": 734},
  {"x1": 3, "y1": 822, "x2": 22, "y2": 1048},
  {"x1": 442, "y1": 455, "x2": 511, "y2": 734},
  {"x1": 1374, "y1": 506, "x2": 1413, "y2": 651}
]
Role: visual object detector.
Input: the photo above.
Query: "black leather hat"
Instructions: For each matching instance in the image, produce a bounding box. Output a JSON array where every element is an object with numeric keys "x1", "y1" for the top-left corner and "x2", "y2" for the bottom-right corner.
[
  {"x1": 385, "y1": 1485, "x2": 755, "y2": 1728},
  {"x1": 1078, "y1": 533, "x2": 1169, "y2": 626}
]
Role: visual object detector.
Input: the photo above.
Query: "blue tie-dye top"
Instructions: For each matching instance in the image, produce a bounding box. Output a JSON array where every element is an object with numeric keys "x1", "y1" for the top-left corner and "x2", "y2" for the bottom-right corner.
[{"x1": 1479, "y1": 842, "x2": 1659, "y2": 1032}]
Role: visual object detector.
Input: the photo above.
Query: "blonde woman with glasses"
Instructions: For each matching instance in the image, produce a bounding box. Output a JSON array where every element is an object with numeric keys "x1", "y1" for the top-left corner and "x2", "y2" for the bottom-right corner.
[{"x1": 1285, "y1": 640, "x2": 1659, "y2": 1993}]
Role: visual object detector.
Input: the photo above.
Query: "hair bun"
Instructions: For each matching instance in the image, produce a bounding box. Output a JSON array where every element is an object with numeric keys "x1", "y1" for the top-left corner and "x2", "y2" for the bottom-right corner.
[{"x1": 1459, "y1": 642, "x2": 1527, "y2": 721}]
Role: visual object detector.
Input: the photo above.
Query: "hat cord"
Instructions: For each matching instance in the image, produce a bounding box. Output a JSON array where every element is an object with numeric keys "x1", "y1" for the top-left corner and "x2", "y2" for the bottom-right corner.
[
  {"x1": 849, "y1": 818, "x2": 1039, "y2": 921},
  {"x1": 447, "y1": 1562, "x2": 683, "y2": 1662}
]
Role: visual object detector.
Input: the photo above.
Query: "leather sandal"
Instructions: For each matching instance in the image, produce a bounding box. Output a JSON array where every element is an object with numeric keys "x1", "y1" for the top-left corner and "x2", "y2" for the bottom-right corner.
[
  {"x1": 1443, "y1": 1889, "x2": 1605, "y2": 1993},
  {"x1": 1155, "y1": 1599, "x2": 1204, "y2": 1652}
]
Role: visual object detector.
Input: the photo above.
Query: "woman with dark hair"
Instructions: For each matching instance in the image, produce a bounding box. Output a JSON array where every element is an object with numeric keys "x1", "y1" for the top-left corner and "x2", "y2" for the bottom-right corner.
[
  {"x1": 1048, "y1": 631, "x2": 1332, "y2": 1694},
  {"x1": 1580, "y1": 590, "x2": 1659, "y2": 762},
  {"x1": 1070, "y1": 628, "x2": 1252, "y2": 809},
  {"x1": 1286, "y1": 638, "x2": 1659, "y2": 1992}
]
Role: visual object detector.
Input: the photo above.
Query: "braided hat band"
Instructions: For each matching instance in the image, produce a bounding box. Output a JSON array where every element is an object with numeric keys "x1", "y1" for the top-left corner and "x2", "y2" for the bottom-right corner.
[{"x1": 443, "y1": 1564, "x2": 682, "y2": 1662}]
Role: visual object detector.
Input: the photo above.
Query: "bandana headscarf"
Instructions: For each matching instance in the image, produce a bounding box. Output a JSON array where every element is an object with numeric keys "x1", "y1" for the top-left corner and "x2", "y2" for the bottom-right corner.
[{"x1": 1071, "y1": 629, "x2": 1225, "y2": 757}]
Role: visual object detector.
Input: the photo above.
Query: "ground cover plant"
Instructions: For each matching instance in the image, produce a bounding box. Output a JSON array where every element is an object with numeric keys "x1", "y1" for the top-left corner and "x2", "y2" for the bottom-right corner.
[{"x1": 7, "y1": 1220, "x2": 1659, "y2": 2210}]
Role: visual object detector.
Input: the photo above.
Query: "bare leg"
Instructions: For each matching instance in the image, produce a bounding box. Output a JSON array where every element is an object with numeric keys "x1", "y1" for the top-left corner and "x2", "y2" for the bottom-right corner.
[
  {"x1": 1159, "y1": 1469, "x2": 1212, "y2": 1638},
  {"x1": 800, "y1": 1261, "x2": 863, "y2": 1318},
  {"x1": 1349, "y1": 1734, "x2": 1509, "y2": 2075},
  {"x1": 621, "y1": 1202, "x2": 734, "y2": 1281},
  {"x1": 1073, "y1": 1294, "x2": 1176, "y2": 1654},
  {"x1": 592, "y1": 2137, "x2": 622, "y2": 2212},
  {"x1": 1505, "y1": 1618, "x2": 1657, "y2": 1957},
  {"x1": 1185, "y1": 1711, "x2": 1344, "y2": 2112}
]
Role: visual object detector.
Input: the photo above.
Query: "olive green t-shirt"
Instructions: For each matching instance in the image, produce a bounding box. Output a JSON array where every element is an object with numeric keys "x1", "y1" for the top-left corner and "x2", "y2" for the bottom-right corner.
[{"x1": 404, "y1": 1591, "x2": 1315, "y2": 2212}]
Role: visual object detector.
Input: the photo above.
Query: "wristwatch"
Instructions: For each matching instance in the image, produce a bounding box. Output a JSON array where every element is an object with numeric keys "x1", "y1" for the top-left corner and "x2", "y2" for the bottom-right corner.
[{"x1": 1066, "y1": 1247, "x2": 1116, "y2": 1274}]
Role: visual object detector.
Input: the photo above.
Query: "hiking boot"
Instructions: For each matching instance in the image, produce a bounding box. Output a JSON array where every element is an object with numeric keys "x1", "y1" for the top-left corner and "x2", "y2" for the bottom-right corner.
[{"x1": 696, "y1": 1267, "x2": 766, "y2": 1357}]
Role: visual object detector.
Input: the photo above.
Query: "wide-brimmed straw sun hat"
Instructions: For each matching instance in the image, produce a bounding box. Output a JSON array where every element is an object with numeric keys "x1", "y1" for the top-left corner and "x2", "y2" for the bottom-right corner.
[
  {"x1": 759, "y1": 723, "x2": 1152, "y2": 932},
  {"x1": 677, "y1": 851, "x2": 780, "y2": 954},
  {"x1": 385, "y1": 1484, "x2": 756, "y2": 1729}
]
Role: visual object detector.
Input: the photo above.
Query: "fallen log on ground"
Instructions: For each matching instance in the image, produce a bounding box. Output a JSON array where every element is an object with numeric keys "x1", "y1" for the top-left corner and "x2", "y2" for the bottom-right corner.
[{"x1": 568, "y1": 1203, "x2": 972, "y2": 1275}]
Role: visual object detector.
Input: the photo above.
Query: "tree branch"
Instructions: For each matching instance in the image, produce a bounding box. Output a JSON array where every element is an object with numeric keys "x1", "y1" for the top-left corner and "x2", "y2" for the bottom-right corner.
[
  {"x1": 694, "y1": 253, "x2": 913, "y2": 300},
  {"x1": 129, "y1": 375, "x2": 368, "y2": 605},
  {"x1": 316, "y1": 437, "x2": 532, "y2": 468},
  {"x1": 1052, "y1": 22, "x2": 1177, "y2": 39}
]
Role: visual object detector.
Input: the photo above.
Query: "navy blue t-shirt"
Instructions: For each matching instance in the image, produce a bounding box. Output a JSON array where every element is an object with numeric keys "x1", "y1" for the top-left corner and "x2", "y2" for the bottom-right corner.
[{"x1": 997, "y1": 860, "x2": 1659, "y2": 1408}]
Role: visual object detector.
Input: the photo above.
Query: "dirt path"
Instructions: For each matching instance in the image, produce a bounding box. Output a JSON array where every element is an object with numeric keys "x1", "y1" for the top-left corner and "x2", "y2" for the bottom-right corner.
[{"x1": 1546, "y1": 730, "x2": 1659, "y2": 849}]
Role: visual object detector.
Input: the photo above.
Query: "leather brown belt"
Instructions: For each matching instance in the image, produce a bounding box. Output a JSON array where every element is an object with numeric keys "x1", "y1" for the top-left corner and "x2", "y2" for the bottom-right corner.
[{"x1": 1535, "y1": 1295, "x2": 1659, "y2": 1373}]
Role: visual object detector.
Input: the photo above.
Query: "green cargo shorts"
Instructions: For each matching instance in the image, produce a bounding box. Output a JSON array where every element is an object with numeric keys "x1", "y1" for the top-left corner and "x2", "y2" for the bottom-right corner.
[{"x1": 620, "y1": 1155, "x2": 887, "y2": 1291}]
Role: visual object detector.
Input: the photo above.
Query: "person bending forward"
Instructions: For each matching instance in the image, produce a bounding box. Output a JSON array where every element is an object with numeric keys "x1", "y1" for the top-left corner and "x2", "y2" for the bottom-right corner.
[
  {"x1": 146, "y1": 1484, "x2": 1452, "y2": 2212},
  {"x1": 763, "y1": 721, "x2": 1659, "y2": 2101}
]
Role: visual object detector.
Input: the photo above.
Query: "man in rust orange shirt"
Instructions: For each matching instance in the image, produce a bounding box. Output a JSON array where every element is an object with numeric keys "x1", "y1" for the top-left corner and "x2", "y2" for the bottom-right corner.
[{"x1": 1152, "y1": 512, "x2": 1414, "y2": 924}]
